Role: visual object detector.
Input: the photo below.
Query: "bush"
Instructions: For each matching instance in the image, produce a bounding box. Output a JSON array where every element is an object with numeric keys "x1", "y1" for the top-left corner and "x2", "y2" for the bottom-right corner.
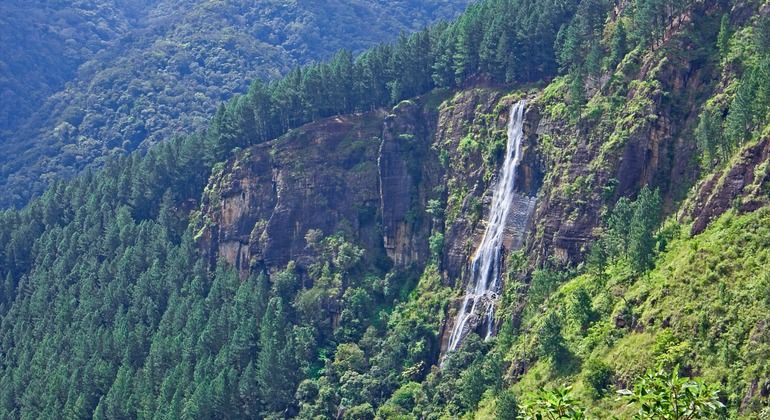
[
  {"x1": 583, "y1": 359, "x2": 614, "y2": 398},
  {"x1": 429, "y1": 232, "x2": 445, "y2": 260},
  {"x1": 343, "y1": 403, "x2": 375, "y2": 420},
  {"x1": 538, "y1": 312, "x2": 564, "y2": 360},
  {"x1": 618, "y1": 367, "x2": 725, "y2": 419},
  {"x1": 495, "y1": 389, "x2": 519, "y2": 420},
  {"x1": 520, "y1": 385, "x2": 584, "y2": 419}
]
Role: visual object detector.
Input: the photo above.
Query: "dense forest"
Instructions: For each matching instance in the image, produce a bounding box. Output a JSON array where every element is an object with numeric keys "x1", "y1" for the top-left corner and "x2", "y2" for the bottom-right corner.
[
  {"x1": 0, "y1": 0, "x2": 473, "y2": 208},
  {"x1": 1, "y1": 0, "x2": 770, "y2": 418}
]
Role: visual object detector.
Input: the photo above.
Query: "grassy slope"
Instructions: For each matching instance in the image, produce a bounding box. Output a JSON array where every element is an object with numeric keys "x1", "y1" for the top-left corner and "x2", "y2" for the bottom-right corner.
[{"x1": 484, "y1": 207, "x2": 770, "y2": 418}]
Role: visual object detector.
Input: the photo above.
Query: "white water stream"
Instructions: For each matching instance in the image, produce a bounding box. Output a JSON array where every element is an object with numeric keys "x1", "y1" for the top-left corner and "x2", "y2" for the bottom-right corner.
[{"x1": 447, "y1": 100, "x2": 527, "y2": 352}]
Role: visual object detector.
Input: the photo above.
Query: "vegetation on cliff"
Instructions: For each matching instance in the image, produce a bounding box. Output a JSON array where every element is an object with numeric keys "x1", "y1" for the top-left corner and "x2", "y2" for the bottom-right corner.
[{"x1": 1, "y1": 0, "x2": 769, "y2": 418}]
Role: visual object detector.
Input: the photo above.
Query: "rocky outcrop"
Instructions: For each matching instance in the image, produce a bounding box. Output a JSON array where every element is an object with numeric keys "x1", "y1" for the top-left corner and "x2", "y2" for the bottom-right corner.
[
  {"x1": 687, "y1": 135, "x2": 770, "y2": 235},
  {"x1": 197, "y1": 88, "x2": 546, "y2": 343},
  {"x1": 526, "y1": 21, "x2": 712, "y2": 266},
  {"x1": 379, "y1": 100, "x2": 440, "y2": 269},
  {"x1": 198, "y1": 111, "x2": 388, "y2": 274},
  {"x1": 436, "y1": 90, "x2": 542, "y2": 285},
  {"x1": 433, "y1": 89, "x2": 542, "y2": 351}
]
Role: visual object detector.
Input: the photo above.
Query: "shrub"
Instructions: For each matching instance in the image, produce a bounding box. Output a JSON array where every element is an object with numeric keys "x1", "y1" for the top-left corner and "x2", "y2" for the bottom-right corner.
[
  {"x1": 583, "y1": 359, "x2": 614, "y2": 398},
  {"x1": 495, "y1": 389, "x2": 519, "y2": 420},
  {"x1": 618, "y1": 368, "x2": 725, "y2": 419}
]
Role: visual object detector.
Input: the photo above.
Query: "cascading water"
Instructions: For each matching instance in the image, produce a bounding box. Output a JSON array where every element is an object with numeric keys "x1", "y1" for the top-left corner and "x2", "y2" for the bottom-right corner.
[{"x1": 447, "y1": 99, "x2": 528, "y2": 353}]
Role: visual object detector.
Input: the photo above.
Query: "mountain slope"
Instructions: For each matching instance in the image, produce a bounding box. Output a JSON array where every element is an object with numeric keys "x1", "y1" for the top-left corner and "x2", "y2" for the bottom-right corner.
[
  {"x1": 0, "y1": 0, "x2": 157, "y2": 136},
  {"x1": 1, "y1": 0, "x2": 770, "y2": 419},
  {"x1": 0, "y1": 0, "x2": 473, "y2": 208}
]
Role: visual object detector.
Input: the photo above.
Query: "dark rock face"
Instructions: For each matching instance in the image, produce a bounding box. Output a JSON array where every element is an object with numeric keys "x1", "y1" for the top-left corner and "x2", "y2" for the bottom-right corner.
[
  {"x1": 199, "y1": 112, "x2": 388, "y2": 274},
  {"x1": 437, "y1": 89, "x2": 541, "y2": 284},
  {"x1": 198, "y1": 96, "x2": 449, "y2": 277},
  {"x1": 438, "y1": 89, "x2": 503, "y2": 284},
  {"x1": 687, "y1": 136, "x2": 770, "y2": 235},
  {"x1": 433, "y1": 90, "x2": 542, "y2": 351},
  {"x1": 379, "y1": 100, "x2": 440, "y2": 269}
]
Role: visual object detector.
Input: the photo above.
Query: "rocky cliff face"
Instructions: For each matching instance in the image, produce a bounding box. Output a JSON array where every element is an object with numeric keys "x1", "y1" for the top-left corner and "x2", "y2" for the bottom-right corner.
[
  {"x1": 198, "y1": 87, "x2": 544, "y2": 286},
  {"x1": 194, "y1": 40, "x2": 766, "y2": 369},
  {"x1": 194, "y1": 87, "x2": 547, "y2": 355},
  {"x1": 378, "y1": 99, "x2": 440, "y2": 269},
  {"x1": 196, "y1": 27, "x2": 732, "y2": 310},
  {"x1": 196, "y1": 26, "x2": 743, "y2": 339},
  {"x1": 198, "y1": 112, "x2": 388, "y2": 275},
  {"x1": 686, "y1": 135, "x2": 770, "y2": 235},
  {"x1": 431, "y1": 89, "x2": 542, "y2": 285},
  {"x1": 524, "y1": 22, "x2": 715, "y2": 266}
]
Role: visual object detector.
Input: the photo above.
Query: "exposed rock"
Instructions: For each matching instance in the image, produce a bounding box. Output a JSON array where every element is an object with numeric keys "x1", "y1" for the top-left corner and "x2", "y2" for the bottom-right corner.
[
  {"x1": 198, "y1": 111, "x2": 388, "y2": 274},
  {"x1": 198, "y1": 86, "x2": 546, "y2": 358},
  {"x1": 526, "y1": 23, "x2": 710, "y2": 266},
  {"x1": 379, "y1": 99, "x2": 440, "y2": 269},
  {"x1": 198, "y1": 93, "x2": 450, "y2": 278},
  {"x1": 439, "y1": 89, "x2": 540, "y2": 284},
  {"x1": 687, "y1": 136, "x2": 770, "y2": 235},
  {"x1": 437, "y1": 90, "x2": 541, "y2": 351}
]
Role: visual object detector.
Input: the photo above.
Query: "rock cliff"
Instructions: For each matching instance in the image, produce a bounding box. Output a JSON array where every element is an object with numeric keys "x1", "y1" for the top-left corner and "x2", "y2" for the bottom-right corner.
[
  {"x1": 198, "y1": 112, "x2": 388, "y2": 275},
  {"x1": 198, "y1": 87, "x2": 543, "y2": 286},
  {"x1": 687, "y1": 135, "x2": 770, "y2": 235}
]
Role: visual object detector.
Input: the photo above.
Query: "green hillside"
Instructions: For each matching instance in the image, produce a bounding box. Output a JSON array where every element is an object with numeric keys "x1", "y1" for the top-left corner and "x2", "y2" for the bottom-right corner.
[{"x1": 0, "y1": 0, "x2": 769, "y2": 419}]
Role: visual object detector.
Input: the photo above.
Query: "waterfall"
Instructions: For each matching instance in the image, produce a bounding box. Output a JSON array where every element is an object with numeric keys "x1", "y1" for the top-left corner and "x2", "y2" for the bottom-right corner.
[{"x1": 447, "y1": 99, "x2": 528, "y2": 353}]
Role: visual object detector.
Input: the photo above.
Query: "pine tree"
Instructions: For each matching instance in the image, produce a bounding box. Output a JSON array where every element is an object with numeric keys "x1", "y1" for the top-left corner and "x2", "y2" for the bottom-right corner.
[
  {"x1": 538, "y1": 312, "x2": 564, "y2": 360},
  {"x1": 609, "y1": 20, "x2": 629, "y2": 68},
  {"x1": 725, "y1": 72, "x2": 756, "y2": 146},
  {"x1": 238, "y1": 362, "x2": 261, "y2": 417},
  {"x1": 716, "y1": 14, "x2": 730, "y2": 59},
  {"x1": 628, "y1": 187, "x2": 661, "y2": 273},
  {"x1": 256, "y1": 297, "x2": 298, "y2": 415},
  {"x1": 695, "y1": 107, "x2": 725, "y2": 168},
  {"x1": 2, "y1": 272, "x2": 13, "y2": 306}
]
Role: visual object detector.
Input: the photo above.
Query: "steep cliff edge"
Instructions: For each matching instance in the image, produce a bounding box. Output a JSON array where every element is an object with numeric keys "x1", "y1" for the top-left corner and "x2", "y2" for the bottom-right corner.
[
  {"x1": 191, "y1": 5, "x2": 770, "y2": 413},
  {"x1": 686, "y1": 134, "x2": 770, "y2": 235},
  {"x1": 5, "y1": 1, "x2": 770, "y2": 418},
  {"x1": 196, "y1": 111, "x2": 388, "y2": 274},
  {"x1": 197, "y1": 87, "x2": 545, "y2": 278}
]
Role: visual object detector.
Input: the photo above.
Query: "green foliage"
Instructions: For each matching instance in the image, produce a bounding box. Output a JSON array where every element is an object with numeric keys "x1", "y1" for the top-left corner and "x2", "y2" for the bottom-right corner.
[
  {"x1": 567, "y1": 286, "x2": 595, "y2": 333},
  {"x1": 519, "y1": 385, "x2": 585, "y2": 420},
  {"x1": 630, "y1": 0, "x2": 690, "y2": 49},
  {"x1": 618, "y1": 368, "x2": 725, "y2": 419},
  {"x1": 694, "y1": 106, "x2": 727, "y2": 169},
  {"x1": 583, "y1": 359, "x2": 614, "y2": 398},
  {"x1": 429, "y1": 232, "x2": 445, "y2": 260},
  {"x1": 609, "y1": 20, "x2": 630, "y2": 69},
  {"x1": 601, "y1": 186, "x2": 662, "y2": 273},
  {"x1": 3, "y1": 0, "x2": 770, "y2": 418},
  {"x1": 258, "y1": 297, "x2": 301, "y2": 416},
  {"x1": 716, "y1": 14, "x2": 731, "y2": 60},
  {"x1": 496, "y1": 389, "x2": 520, "y2": 420},
  {"x1": 527, "y1": 269, "x2": 573, "y2": 313},
  {"x1": 1, "y1": 0, "x2": 581, "y2": 208},
  {"x1": 0, "y1": 0, "x2": 474, "y2": 208},
  {"x1": 556, "y1": 0, "x2": 611, "y2": 75},
  {"x1": 459, "y1": 362, "x2": 488, "y2": 411},
  {"x1": 538, "y1": 313, "x2": 565, "y2": 361},
  {"x1": 724, "y1": 56, "x2": 770, "y2": 146}
]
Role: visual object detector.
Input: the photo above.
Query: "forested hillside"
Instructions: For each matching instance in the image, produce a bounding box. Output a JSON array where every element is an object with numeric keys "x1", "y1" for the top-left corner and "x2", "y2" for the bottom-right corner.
[
  {"x1": 0, "y1": 0, "x2": 154, "y2": 136},
  {"x1": 0, "y1": 0, "x2": 472, "y2": 208},
  {"x1": 1, "y1": 0, "x2": 770, "y2": 419}
]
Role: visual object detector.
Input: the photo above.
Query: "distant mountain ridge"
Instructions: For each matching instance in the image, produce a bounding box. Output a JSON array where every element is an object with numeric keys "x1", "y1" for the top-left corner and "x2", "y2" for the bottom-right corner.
[{"x1": 0, "y1": 0, "x2": 473, "y2": 207}]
